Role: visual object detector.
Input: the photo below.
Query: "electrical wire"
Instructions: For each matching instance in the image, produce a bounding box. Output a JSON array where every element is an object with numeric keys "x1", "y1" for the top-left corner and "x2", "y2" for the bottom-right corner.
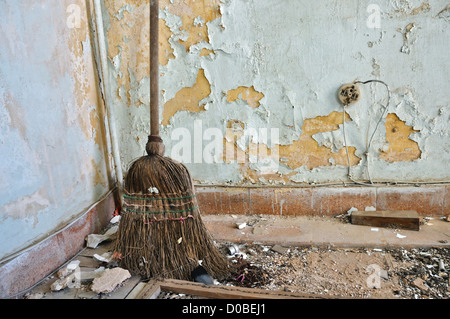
[
  {"x1": 355, "y1": 79, "x2": 391, "y2": 183},
  {"x1": 342, "y1": 79, "x2": 391, "y2": 186}
]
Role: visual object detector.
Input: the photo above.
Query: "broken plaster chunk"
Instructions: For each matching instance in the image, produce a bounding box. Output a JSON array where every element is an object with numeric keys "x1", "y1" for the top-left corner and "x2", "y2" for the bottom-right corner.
[
  {"x1": 93, "y1": 252, "x2": 113, "y2": 263},
  {"x1": 51, "y1": 272, "x2": 79, "y2": 291},
  {"x1": 56, "y1": 260, "x2": 80, "y2": 279},
  {"x1": 91, "y1": 267, "x2": 131, "y2": 294},
  {"x1": 110, "y1": 215, "x2": 121, "y2": 224},
  {"x1": 379, "y1": 269, "x2": 389, "y2": 280},
  {"x1": 412, "y1": 277, "x2": 429, "y2": 292},
  {"x1": 86, "y1": 226, "x2": 118, "y2": 248}
]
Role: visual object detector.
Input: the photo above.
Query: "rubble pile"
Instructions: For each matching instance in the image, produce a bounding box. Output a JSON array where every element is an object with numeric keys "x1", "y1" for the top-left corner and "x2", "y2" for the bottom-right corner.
[
  {"x1": 218, "y1": 242, "x2": 450, "y2": 299},
  {"x1": 388, "y1": 247, "x2": 450, "y2": 298}
]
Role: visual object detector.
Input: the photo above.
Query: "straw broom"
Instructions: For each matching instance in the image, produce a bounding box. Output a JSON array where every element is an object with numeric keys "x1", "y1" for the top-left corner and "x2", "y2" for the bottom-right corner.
[{"x1": 112, "y1": 0, "x2": 228, "y2": 281}]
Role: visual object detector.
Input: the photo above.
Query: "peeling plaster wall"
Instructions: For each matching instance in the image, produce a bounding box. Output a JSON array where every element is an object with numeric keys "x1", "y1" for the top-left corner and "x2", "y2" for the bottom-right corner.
[
  {"x1": 103, "y1": 0, "x2": 450, "y2": 185},
  {"x1": 0, "y1": 1, "x2": 113, "y2": 261}
]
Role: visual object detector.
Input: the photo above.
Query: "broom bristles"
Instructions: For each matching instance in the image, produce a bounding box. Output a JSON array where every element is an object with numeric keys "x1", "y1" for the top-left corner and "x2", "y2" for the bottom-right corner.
[{"x1": 113, "y1": 154, "x2": 229, "y2": 280}]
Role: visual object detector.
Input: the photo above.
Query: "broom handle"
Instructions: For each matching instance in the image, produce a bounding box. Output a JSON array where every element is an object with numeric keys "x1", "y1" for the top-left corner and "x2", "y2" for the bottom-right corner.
[{"x1": 150, "y1": 0, "x2": 159, "y2": 137}]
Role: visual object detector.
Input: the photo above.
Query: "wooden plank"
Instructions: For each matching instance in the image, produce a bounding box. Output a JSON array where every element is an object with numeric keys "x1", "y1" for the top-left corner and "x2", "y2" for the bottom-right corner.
[
  {"x1": 104, "y1": 275, "x2": 142, "y2": 299},
  {"x1": 138, "y1": 279, "x2": 332, "y2": 299},
  {"x1": 351, "y1": 210, "x2": 420, "y2": 231},
  {"x1": 126, "y1": 282, "x2": 148, "y2": 299},
  {"x1": 135, "y1": 279, "x2": 161, "y2": 299}
]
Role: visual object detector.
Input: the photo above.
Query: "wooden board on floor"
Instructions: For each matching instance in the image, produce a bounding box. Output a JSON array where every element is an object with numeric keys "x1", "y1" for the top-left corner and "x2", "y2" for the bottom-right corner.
[
  {"x1": 104, "y1": 275, "x2": 142, "y2": 299},
  {"x1": 351, "y1": 210, "x2": 420, "y2": 231},
  {"x1": 135, "y1": 280, "x2": 161, "y2": 299},
  {"x1": 135, "y1": 279, "x2": 334, "y2": 299}
]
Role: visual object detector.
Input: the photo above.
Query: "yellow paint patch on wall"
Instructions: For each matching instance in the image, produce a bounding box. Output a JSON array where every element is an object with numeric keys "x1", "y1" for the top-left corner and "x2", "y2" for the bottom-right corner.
[
  {"x1": 104, "y1": 1, "x2": 221, "y2": 108},
  {"x1": 67, "y1": 0, "x2": 105, "y2": 142},
  {"x1": 162, "y1": 69, "x2": 211, "y2": 125},
  {"x1": 161, "y1": 0, "x2": 221, "y2": 52},
  {"x1": 227, "y1": 86, "x2": 264, "y2": 108},
  {"x1": 200, "y1": 48, "x2": 215, "y2": 56},
  {"x1": 240, "y1": 163, "x2": 295, "y2": 184},
  {"x1": 380, "y1": 113, "x2": 421, "y2": 162},
  {"x1": 104, "y1": 0, "x2": 150, "y2": 104},
  {"x1": 241, "y1": 141, "x2": 291, "y2": 184},
  {"x1": 279, "y1": 112, "x2": 360, "y2": 170},
  {"x1": 222, "y1": 120, "x2": 288, "y2": 183},
  {"x1": 222, "y1": 112, "x2": 360, "y2": 180},
  {"x1": 223, "y1": 120, "x2": 246, "y2": 163},
  {"x1": 90, "y1": 158, "x2": 108, "y2": 188}
]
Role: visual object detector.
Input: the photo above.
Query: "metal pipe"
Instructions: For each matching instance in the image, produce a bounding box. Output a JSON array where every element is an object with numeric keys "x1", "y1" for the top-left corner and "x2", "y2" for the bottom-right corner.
[{"x1": 93, "y1": 0, "x2": 123, "y2": 204}]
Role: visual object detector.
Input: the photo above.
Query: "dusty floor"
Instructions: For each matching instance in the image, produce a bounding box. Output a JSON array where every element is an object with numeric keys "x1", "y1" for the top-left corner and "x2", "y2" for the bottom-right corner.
[
  {"x1": 214, "y1": 243, "x2": 449, "y2": 299},
  {"x1": 23, "y1": 215, "x2": 450, "y2": 299}
]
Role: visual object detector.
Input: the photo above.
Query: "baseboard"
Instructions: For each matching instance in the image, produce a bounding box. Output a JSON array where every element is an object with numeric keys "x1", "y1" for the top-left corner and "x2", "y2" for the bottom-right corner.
[
  {"x1": 0, "y1": 189, "x2": 118, "y2": 299},
  {"x1": 195, "y1": 185, "x2": 449, "y2": 217}
]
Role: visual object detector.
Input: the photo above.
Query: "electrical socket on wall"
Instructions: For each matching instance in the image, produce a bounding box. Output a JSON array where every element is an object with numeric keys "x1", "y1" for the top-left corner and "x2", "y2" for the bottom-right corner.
[{"x1": 338, "y1": 83, "x2": 361, "y2": 106}]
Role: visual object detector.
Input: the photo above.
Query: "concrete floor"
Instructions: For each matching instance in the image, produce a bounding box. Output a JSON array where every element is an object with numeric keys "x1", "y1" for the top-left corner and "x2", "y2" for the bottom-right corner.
[
  {"x1": 203, "y1": 214, "x2": 450, "y2": 249},
  {"x1": 23, "y1": 214, "x2": 450, "y2": 299}
]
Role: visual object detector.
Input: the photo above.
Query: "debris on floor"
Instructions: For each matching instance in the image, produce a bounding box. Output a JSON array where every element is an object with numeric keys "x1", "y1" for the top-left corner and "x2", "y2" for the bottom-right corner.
[
  {"x1": 216, "y1": 242, "x2": 450, "y2": 299},
  {"x1": 86, "y1": 226, "x2": 118, "y2": 249},
  {"x1": 91, "y1": 267, "x2": 131, "y2": 294},
  {"x1": 22, "y1": 216, "x2": 450, "y2": 299}
]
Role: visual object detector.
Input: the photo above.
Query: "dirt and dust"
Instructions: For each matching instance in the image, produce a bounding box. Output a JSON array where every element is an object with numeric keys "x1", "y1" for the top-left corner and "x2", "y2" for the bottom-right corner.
[{"x1": 215, "y1": 242, "x2": 449, "y2": 299}]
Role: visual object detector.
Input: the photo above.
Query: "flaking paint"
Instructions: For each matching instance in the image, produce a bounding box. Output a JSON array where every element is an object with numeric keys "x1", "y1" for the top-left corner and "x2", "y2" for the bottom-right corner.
[
  {"x1": 101, "y1": 0, "x2": 449, "y2": 185},
  {"x1": 0, "y1": 0, "x2": 112, "y2": 260}
]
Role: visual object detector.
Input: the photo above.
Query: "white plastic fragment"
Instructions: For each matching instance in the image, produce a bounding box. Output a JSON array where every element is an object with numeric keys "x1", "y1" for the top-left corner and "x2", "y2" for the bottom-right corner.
[
  {"x1": 237, "y1": 222, "x2": 247, "y2": 229},
  {"x1": 371, "y1": 228, "x2": 379, "y2": 232},
  {"x1": 148, "y1": 187, "x2": 159, "y2": 194},
  {"x1": 396, "y1": 233, "x2": 406, "y2": 239},
  {"x1": 227, "y1": 244, "x2": 240, "y2": 255},
  {"x1": 438, "y1": 259, "x2": 445, "y2": 271},
  {"x1": 365, "y1": 206, "x2": 376, "y2": 211}
]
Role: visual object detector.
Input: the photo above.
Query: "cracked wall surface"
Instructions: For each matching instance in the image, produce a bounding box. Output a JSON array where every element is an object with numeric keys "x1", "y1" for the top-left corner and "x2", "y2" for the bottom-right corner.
[
  {"x1": 103, "y1": 0, "x2": 450, "y2": 185},
  {"x1": 0, "y1": 0, "x2": 112, "y2": 260}
]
